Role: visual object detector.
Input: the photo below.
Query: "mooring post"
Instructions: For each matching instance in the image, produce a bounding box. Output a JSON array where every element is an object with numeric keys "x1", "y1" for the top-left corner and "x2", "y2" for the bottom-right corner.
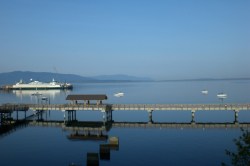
[
  {"x1": 148, "y1": 110, "x2": 153, "y2": 123},
  {"x1": 191, "y1": 109, "x2": 196, "y2": 123},
  {"x1": 234, "y1": 109, "x2": 239, "y2": 124}
]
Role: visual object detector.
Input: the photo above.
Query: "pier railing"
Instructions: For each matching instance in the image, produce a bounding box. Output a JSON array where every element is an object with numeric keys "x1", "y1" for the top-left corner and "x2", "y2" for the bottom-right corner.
[
  {"x1": 1, "y1": 103, "x2": 250, "y2": 112},
  {"x1": 111, "y1": 103, "x2": 250, "y2": 111}
]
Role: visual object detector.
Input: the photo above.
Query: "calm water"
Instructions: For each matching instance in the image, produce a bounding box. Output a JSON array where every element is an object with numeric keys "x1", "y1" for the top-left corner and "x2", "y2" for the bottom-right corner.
[{"x1": 0, "y1": 80, "x2": 250, "y2": 166}]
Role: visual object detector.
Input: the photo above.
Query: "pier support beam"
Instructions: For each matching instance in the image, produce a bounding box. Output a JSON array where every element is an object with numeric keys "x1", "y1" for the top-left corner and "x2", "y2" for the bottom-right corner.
[
  {"x1": 62, "y1": 110, "x2": 66, "y2": 123},
  {"x1": 66, "y1": 110, "x2": 76, "y2": 122},
  {"x1": 36, "y1": 110, "x2": 44, "y2": 121},
  {"x1": 16, "y1": 111, "x2": 18, "y2": 121},
  {"x1": 106, "y1": 110, "x2": 112, "y2": 122},
  {"x1": 234, "y1": 109, "x2": 239, "y2": 124},
  {"x1": 101, "y1": 108, "x2": 113, "y2": 125},
  {"x1": 191, "y1": 110, "x2": 196, "y2": 124},
  {"x1": 148, "y1": 110, "x2": 153, "y2": 124},
  {"x1": 102, "y1": 110, "x2": 106, "y2": 125}
]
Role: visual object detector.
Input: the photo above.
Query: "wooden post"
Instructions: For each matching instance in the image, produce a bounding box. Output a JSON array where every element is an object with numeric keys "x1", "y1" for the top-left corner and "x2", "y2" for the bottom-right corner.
[
  {"x1": 191, "y1": 109, "x2": 195, "y2": 123},
  {"x1": 148, "y1": 110, "x2": 153, "y2": 123},
  {"x1": 234, "y1": 109, "x2": 239, "y2": 123}
]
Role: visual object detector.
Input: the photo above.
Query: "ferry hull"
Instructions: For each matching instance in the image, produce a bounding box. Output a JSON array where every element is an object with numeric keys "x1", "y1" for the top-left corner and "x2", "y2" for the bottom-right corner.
[{"x1": 9, "y1": 86, "x2": 73, "y2": 90}]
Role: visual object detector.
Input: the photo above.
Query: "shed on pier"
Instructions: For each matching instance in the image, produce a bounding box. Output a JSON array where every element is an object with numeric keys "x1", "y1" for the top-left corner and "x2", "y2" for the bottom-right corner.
[{"x1": 66, "y1": 94, "x2": 108, "y2": 105}]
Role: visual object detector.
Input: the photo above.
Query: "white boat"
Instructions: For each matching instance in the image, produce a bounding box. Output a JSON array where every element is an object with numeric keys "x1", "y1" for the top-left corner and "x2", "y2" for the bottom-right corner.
[
  {"x1": 201, "y1": 90, "x2": 208, "y2": 95},
  {"x1": 114, "y1": 92, "x2": 124, "y2": 97},
  {"x1": 9, "y1": 79, "x2": 73, "y2": 90},
  {"x1": 217, "y1": 93, "x2": 227, "y2": 99}
]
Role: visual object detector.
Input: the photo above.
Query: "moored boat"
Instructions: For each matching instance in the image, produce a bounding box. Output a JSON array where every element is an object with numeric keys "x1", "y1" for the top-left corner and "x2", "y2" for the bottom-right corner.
[
  {"x1": 114, "y1": 92, "x2": 124, "y2": 97},
  {"x1": 1, "y1": 79, "x2": 73, "y2": 90},
  {"x1": 201, "y1": 89, "x2": 208, "y2": 95},
  {"x1": 217, "y1": 92, "x2": 227, "y2": 99}
]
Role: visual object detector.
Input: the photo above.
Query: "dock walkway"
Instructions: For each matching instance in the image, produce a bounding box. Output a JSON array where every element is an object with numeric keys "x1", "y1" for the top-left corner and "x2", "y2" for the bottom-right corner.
[
  {"x1": 1, "y1": 103, "x2": 250, "y2": 124},
  {"x1": 1, "y1": 103, "x2": 249, "y2": 112}
]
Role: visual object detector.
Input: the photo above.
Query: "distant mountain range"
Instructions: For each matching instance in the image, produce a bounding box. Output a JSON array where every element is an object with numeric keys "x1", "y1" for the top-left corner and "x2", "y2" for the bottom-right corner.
[
  {"x1": 0, "y1": 71, "x2": 153, "y2": 85},
  {"x1": 161, "y1": 77, "x2": 250, "y2": 82},
  {"x1": 0, "y1": 71, "x2": 249, "y2": 85}
]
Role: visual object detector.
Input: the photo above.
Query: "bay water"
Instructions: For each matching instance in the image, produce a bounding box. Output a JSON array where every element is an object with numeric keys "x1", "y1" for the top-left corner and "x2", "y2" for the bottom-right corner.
[{"x1": 0, "y1": 80, "x2": 250, "y2": 166}]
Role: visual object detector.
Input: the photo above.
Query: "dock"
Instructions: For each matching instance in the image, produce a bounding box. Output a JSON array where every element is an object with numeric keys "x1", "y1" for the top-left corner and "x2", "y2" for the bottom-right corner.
[{"x1": 0, "y1": 103, "x2": 250, "y2": 125}]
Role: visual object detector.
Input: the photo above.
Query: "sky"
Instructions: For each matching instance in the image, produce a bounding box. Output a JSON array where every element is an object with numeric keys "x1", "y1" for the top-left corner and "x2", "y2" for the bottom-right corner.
[{"x1": 0, "y1": 0, "x2": 249, "y2": 80}]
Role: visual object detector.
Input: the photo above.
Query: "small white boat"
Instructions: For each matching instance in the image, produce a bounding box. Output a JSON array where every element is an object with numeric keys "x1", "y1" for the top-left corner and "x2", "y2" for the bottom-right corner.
[
  {"x1": 217, "y1": 93, "x2": 227, "y2": 99},
  {"x1": 114, "y1": 92, "x2": 124, "y2": 97},
  {"x1": 201, "y1": 90, "x2": 208, "y2": 95}
]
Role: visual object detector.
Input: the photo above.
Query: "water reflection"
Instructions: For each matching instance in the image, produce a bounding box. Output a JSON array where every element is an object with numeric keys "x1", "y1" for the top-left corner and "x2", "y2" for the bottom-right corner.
[
  {"x1": 0, "y1": 81, "x2": 250, "y2": 165},
  {"x1": 12, "y1": 89, "x2": 69, "y2": 100},
  {"x1": 222, "y1": 128, "x2": 250, "y2": 166},
  {"x1": 1, "y1": 117, "x2": 249, "y2": 166},
  {"x1": 0, "y1": 89, "x2": 72, "y2": 104},
  {"x1": 2, "y1": 119, "x2": 250, "y2": 137}
]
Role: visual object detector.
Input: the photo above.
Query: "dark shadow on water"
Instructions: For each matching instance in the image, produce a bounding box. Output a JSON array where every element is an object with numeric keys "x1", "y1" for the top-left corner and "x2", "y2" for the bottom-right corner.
[{"x1": 222, "y1": 128, "x2": 250, "y2": 166}]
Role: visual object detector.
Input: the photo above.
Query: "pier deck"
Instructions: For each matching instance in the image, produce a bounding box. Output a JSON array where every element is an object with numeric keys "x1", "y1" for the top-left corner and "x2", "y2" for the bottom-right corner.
[
  {"x1": 1, "y1": 103, "x2": 249, "y2": 112},
  {"x1": 1, "y1": 103, "x2": 250, "y2": 125}
]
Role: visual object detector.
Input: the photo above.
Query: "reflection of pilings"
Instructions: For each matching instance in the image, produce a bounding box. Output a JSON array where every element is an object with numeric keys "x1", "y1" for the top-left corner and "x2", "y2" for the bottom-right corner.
[
  {"x1": 68, "y1": 131, "x2": 108, "y2": 141},
  {"x1": 28, "y1": 120, "x2": 250, "y2": 130},
  {"x1": 87, "y1": 153, "x2": 99, "y2": 166},
  {"x1": 112, "y1": 122, "x2": 250, "y2": 129},
  {"x1": 99, "y1": 137, "x2": 119, "y2": 160},
  {"x1": 100, "y1": 144, "x2": 110, "y2": 160}
]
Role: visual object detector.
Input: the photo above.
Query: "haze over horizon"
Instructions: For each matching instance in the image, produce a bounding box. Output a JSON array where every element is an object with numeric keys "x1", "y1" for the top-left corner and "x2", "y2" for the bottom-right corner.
[{"x1": 1, "y1": 0, "x2": 249, "y2": 80}]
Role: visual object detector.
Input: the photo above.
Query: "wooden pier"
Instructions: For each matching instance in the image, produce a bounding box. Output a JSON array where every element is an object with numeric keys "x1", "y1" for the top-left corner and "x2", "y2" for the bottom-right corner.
[
  {"x1": 1, "y1": 103, "x2": 250, "y2": 124},
  {"x1": 2, "y1": 103, "x2": 247, "y2": 111}
]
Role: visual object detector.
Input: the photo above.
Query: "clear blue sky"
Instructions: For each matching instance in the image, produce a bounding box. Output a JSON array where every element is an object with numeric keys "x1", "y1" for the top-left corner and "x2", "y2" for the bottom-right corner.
[{"x1": 0, "y1": 0, "x2": 249, "y2": 80}]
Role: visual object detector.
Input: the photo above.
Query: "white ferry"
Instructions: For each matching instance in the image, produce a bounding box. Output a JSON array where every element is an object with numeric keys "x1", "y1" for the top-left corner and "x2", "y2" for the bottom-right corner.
[{"x1": 3, "y1": 79, "x2": 73, "y2": 90}]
